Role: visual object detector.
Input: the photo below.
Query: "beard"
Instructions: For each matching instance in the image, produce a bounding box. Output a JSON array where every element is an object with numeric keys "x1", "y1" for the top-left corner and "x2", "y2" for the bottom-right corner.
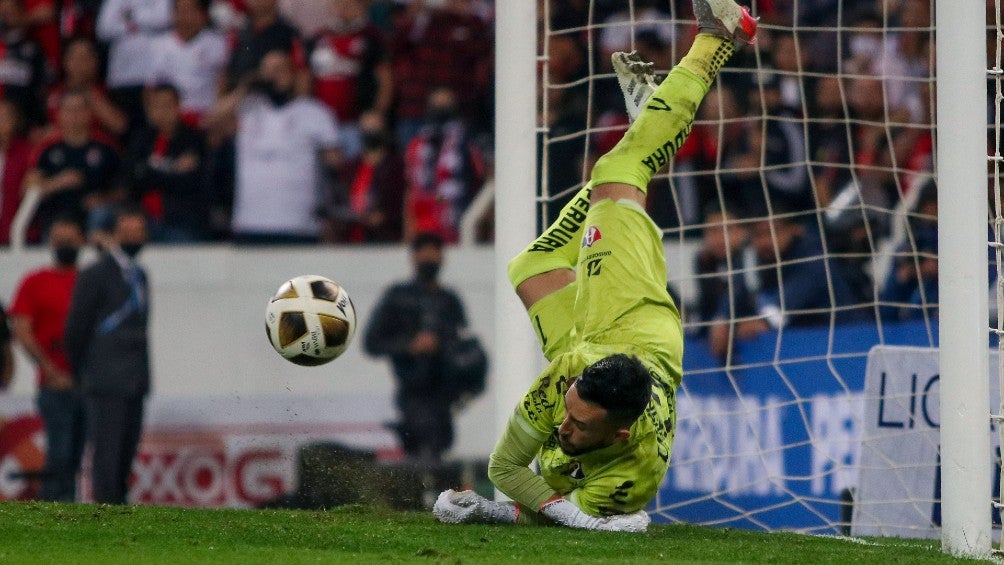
[{"x1": 558, "y1": 434, "x2": 607, "y2": 457}]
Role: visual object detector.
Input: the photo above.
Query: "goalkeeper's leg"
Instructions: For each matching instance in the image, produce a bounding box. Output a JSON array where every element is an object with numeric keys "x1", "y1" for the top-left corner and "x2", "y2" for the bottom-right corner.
[{"x1": 507, "y1": 0, "x2": 756, "y2": 359}]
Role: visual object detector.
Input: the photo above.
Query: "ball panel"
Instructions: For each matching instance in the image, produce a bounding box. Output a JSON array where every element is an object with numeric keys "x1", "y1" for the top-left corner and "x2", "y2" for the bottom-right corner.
[
  {"x1": 287, "y1": 353, "x2": 334, "y2": 367},
  {"x1": 271, "y1": 280, "x2": 299, "y2": 301},
  {"x1": 278, "y1": 311, "x2": 309, "y2": 348},
  {"x1": 317, "y1": 313, "x2": 349, "y2": 347},
  {"x1": 309, "y1": 279, "x2": 341, "y2": 302}
]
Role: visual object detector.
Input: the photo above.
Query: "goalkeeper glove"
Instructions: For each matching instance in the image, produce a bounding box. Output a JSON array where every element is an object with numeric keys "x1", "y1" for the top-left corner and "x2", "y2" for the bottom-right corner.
[
  {"x1": 433, "y1": 489, "x2": 518, "y2": 524},
  {"x1": 539, "y1": 497, "x2": 650, "y2": 532}
]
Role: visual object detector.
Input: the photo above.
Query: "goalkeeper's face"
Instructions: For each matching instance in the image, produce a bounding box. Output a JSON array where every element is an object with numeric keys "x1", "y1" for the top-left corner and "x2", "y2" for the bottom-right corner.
[{"x1": 557, "y1": 383, "x2": 630, "y2": 456}]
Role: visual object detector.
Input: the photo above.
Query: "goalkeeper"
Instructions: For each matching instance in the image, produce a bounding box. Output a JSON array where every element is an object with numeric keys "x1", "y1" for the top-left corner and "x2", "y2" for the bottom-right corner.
[{"x1": 434, "y1": 0, "x2": 757, "y2": 532}]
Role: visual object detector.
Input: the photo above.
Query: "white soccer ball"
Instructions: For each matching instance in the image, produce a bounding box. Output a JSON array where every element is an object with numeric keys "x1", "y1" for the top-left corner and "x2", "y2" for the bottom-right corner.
[{"x1": 265, "y1": 275, "x2": 356, "y2": 366}]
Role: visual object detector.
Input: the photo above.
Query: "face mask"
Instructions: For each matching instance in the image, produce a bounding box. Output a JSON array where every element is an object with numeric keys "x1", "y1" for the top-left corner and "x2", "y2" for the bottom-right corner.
[
  {"x1": 53, "y1": 245, "x2": 79, "y2": 267},
  {"x1": 121, "y1": 242, "x2": 144, "y2": 258},
  {"x1": 267, "y1": 84, "x2": 293, "y2": 107},
  {"x1": 427, "y1": 106, "x2": 457, "y2": 127},
  {"x1": 416, "y1": 261, "x2": 441, "y2": 283},
  {"x1": 361, "y1": 129, "x2": 389, "y2": 150}
]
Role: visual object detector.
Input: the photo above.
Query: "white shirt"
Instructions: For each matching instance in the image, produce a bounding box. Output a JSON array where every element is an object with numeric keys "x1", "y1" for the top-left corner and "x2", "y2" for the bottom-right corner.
[
  {"x1": 232, "y1": 95, "x2": 340, "y2": 237},
  {"x1": 148, "y1": 28, "x2": 229, "y2": 113},
  {"x1": 97, "y1": 0, "x2": 173, "y2": 87},
  {"x1": 600, "y1": 8, "x2": 674, "y2": 54}
]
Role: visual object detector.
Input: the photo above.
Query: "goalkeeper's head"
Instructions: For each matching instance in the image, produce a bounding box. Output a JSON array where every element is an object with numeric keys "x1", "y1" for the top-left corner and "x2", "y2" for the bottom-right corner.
[{"x1": 558, "y1": 354, "x2": 652, "y2": 456}]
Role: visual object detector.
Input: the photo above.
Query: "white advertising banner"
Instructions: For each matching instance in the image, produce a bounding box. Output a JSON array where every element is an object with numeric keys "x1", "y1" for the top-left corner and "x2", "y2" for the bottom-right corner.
[{"x1": 852, "y1": 346, "x2": 1000, "y2": 539}]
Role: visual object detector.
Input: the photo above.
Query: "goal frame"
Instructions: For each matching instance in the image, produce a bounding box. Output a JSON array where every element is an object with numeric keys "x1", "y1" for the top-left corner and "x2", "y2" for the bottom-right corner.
[
  {"x1": 936, "y1": 0, "x2": 993, "y2": 558},
  {"x1": 495, "y1": 1, "x2": 994, "y2": 556}
]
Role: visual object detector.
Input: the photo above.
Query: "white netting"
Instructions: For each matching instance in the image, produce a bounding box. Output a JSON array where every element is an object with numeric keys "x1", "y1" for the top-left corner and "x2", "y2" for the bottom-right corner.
[
  {"x1": 992, "y1": 0, "x2": 1004, "y2": 551},
  {"x1": 536, "y1": 0, "x2": 993, "y2": 536}
]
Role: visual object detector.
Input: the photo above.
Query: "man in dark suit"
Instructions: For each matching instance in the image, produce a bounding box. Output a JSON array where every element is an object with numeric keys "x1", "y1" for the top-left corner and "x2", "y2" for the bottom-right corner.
[{"x1": 64, "y1": 207, "x2": 150, "y2": 504}]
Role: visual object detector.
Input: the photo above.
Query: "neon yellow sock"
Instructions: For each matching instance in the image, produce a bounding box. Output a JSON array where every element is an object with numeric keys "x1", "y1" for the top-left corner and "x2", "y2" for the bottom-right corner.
[
  {"x1": 679, "y1": 33, "x2": 736, "y2": 87},
  {"x1": 507, "y1": 183, "x2": 593, "y2": 289},
  {"x1": 590, "y1": 34, "x2": 733, "y2": 193}
]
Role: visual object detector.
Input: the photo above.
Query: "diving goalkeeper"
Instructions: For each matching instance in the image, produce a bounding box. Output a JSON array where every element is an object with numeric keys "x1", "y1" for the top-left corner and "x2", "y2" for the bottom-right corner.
[{"x1": 433, "y1": 0, "x2": 757, "y2": 532}]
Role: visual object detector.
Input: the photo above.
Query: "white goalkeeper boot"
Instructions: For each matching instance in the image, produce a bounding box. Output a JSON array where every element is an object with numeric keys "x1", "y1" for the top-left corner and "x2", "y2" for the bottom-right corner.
[
  {"x1": 612, "y1": 51, "x2": 661, "y2": 123},
  {"x1": 692, "y1": 0, "x2": 758, "y2": 44}
]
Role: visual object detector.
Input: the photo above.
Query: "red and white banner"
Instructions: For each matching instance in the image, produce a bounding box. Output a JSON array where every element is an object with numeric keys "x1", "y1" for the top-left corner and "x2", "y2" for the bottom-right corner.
[{"x1": 0, "y1": 394, "x2": 398, "y2": 507}]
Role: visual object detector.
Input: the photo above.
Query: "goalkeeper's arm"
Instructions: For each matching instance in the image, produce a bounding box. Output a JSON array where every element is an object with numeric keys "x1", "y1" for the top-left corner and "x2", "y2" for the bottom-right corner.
[
  {"x1": 486, "y1": 410, "x2": 558, "y2": 512},
  {"x1": 476, "y1": 410, "x2": 649, "y2": 531}
]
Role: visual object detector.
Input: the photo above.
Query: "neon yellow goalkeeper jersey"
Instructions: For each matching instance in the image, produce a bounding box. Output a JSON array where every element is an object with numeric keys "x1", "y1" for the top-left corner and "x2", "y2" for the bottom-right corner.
[{"x1": 515, "y1": 342, "x2": 677, "y2": 516}]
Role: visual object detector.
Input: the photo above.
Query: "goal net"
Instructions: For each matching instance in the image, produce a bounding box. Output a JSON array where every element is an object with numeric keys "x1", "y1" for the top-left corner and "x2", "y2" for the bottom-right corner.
[{"x1": 531, "y1": 0, "x2": 995, "y2": 540}]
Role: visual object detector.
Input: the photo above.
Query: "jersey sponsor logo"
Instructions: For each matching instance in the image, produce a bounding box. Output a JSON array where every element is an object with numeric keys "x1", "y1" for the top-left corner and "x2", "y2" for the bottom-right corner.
[
  {"x1": 641, "y1": 121, "x2": 693, "y2": 174},
  {"x1": 527, "y1": 187, "x2": 592, "y2": 253},
  {"x1": 581, "y1": 225, "x2": 602, "y2": 248},
  {"x1": 585, "y1": 258, "x2": 602, "y2": 277}
]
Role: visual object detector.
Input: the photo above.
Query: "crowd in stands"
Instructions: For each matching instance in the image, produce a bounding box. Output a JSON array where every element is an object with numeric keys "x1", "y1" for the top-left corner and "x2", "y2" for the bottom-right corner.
[
  {"x1": 543, "y1": 0, "x2": 951, "y2": 353},
  {"x1": 0, "y1": 0, "x2": 494, "y2": 247},
  {"x1": 0, "y1": 0, "x2": 965, "y2": 343}
]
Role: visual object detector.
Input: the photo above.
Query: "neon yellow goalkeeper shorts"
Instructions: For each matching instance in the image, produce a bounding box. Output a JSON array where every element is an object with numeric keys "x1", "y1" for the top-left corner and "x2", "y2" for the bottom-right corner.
[{"x1": 518, "y1": 198, "x2": 683, "y2": 515}]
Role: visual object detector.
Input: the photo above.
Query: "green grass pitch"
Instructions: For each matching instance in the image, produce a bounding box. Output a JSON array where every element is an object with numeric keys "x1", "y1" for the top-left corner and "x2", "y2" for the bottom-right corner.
[{"x1": 0, "y1": 501, "x2": 992, "y2": 564}]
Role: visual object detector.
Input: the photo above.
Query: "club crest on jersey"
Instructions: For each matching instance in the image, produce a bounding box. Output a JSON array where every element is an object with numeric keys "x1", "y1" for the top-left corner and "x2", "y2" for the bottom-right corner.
[{"x1": 582, "y1": 226, "x2": 602, "y2": 248}]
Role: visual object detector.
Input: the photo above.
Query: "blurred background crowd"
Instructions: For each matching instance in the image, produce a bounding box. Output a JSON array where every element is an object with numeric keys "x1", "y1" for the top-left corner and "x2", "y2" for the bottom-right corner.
[
  {"x1": 543, "y1": 0, "x2": 955, "y2": 352},
  {"x1": 0, "y1": 0, "x2": 977, "y2": 343},
  {"x1": 0, "y1": 0, "x2": 496, "y2": 248}
]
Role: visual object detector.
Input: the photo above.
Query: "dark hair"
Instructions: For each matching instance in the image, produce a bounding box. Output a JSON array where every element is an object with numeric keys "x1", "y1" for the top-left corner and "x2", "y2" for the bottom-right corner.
[
  {"x1": 177, "y1": 0, "x2": 212, "y2": 13},
  {"x1": 50, "y1": 212, "x2": 84, "y2": 233},
  {"x1": 113, "y1": 204, "x2": 148, "y2": 226},
  {"x1": 411, "y1": 231, "x2": 444, "y2": 252},
  {"x1": 576, "y1": 354, "x2": 651, "y2": 428}
]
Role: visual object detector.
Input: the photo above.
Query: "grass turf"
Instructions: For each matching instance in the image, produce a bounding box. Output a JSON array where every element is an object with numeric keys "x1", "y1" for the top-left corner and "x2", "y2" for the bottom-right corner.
[{"x1": 0, "y1": 501, "x2": 993, "y2": 564}]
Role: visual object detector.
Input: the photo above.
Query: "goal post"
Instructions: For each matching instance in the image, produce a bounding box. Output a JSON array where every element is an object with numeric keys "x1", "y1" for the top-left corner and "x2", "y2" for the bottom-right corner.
[
  {"x1": 936, "y1": 0, "x2": 993, "y2": 558},
  {"x1": 493, "y1": 1, "x2": 540, "y2": 463}
]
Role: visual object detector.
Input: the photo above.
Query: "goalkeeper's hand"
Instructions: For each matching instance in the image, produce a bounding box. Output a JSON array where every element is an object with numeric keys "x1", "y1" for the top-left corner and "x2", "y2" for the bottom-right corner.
[
  {"x1": 433, "y1": 489, "x2": 517, "y2": 525},
  {"x1": 540, "y1": 497, "x2": 650, "y2": 532}
]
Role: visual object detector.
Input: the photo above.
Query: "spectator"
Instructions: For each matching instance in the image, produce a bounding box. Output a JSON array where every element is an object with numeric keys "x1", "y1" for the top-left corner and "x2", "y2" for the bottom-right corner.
[
  {"x1": 0, "y1": 0, "x2": 51, "y2": 129},
  {"x1": 97, "y1": 0, "x2": 174, "y2": 135},
  {"x1": 45, "y1": 37, "x2": 129, "y2": 140},
  {"x1": 390, "y1": 0, "x2": 491, "y2": 147},
  {"x1": 693, "y1": 209, "x2": 766, "y2": 358},
  {"x1": 769, "y1": 32, "x2": 807, "y2": 115},
  {"x1": 325, "y1": 110, "x2": 404, "y2": 243},
  {"x1": 21, "y1": 0, "x2": 59, "y2": 70},
  {"x1": 26, "y1": 89, "x2": 121, "y2": 243},
  {"x1": 403, "y1": 87, "x2": 485, "y2": 243},
  {"x1": 808, "y1": 74, "x2": 851, "y2": 208},
  {"x1": 224, "y1": 0, "x2": 308, "y2": 92},
  {"x1": 8, "y1": 216, "x2": 86, "y2": 501},
  {"x1": 751, "y1": 71, "x2": 814, "y2": 216},
  {"x1": 278, "y1": 0, "x2": 329, "y2": 38},
  {"x1": 64, "y1": 206, "x2": 151, "y2": 505},
  {"x1": 0, "y1": 301, "x2": 11, "y2": 390},
  {"x1": 58, "y1": 0, "x2": 102, "y2": 42},
  {"x1": 147, "y1": 0, "x2": 229, "y2": 127},
  {"x1": 598, "y1": 0, "x2": 674, "y2": 72},
  {"x1": 364, "y1": 231, "x2": 476, "y2": 462},
  {"x1": 206, "y1": 49, "x2": 340, "y2": 243},
  {"x1": 0, "y1": 101, "x2": 34, "y2": 245},
  {"x1": 878, "y1": 182, "x2": 938, "y2": 321},
  {"x1": 307, "y1": 0, "x2": 392, "y2": 160},
  {"x1": 123, "y1": 83, "x2": 208, "y2": 243},
  {"x1": 751, "y1": 213, "x2": 867, "y2": 328}
]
